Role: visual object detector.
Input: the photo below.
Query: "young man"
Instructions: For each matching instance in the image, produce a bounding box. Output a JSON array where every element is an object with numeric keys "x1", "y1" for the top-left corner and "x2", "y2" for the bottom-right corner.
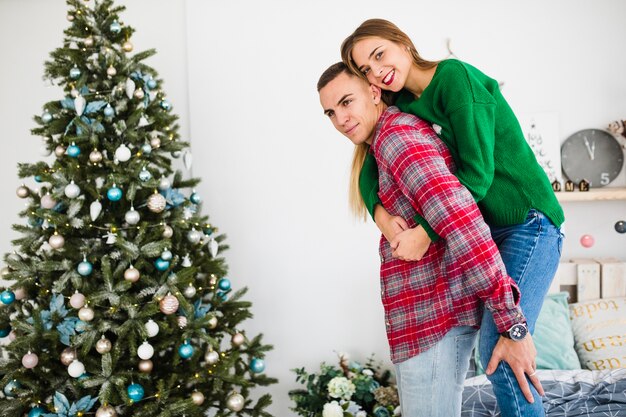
[{"x1": 318, "y1": 62, "x2": 543, "y2": 417}]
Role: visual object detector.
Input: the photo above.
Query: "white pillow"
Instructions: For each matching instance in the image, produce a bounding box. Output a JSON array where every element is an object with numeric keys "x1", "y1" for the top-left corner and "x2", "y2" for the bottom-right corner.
[{"x1": 569, "y1": 297, "x2": 626, "y2": 370}]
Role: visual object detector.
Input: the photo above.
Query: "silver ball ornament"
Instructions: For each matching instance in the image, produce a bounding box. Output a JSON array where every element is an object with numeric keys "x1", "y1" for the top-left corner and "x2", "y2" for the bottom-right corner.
[
  {"x1": 226, "y1": 393, "x2": 245, "y2": 412},
  {"x1": 78, "y1": 307, "x2": 95, "y2": 322},
  {"x1": 16, "y1": 185, "x2": 30, "y2": 198},
  {"x1": 125, "y1": 209, "x2": 140, "y2": 225},
  {"x1": 55, "y1": 145, "x2": 66, "y2": 157},
  {"x1": 89, "y1": 149, "x2": 103, "y2": 163},
  {"x1": 162, "y1": 225, "x2": 173, "y2": 238},
  {"x1": 191, "y1": 391, "x2": 205, "y2": 405},
  {"x1": 138, "y1": 359, "x2": 153, "y2": 373},
  {"x1": 96, "y1": 336, "x2": 112, "y2": 354},
  {"x1": 22, "y1": 351, "x2": 39, "y2": 369},
  {"x1": 183, "y1": 285, "x2": 196, "y2": 298},
  {"x1": 205, "y1": 350, "x2": 219, "y2": 365},
  {"x1": 150, "y1": 137, "x2": 161, "y2": 148},
  {"x1": 95, "y1": 405, "x2": 117, "y2": 417},
  {"x1": 187, "y1": 229, "x2": 202, "y2": 244},
  {"x1": 124, "y1": 266, "x2": 140, "y2": 283},
  {"x1": 159, "y1": 294, "x2": 179, "y2": 315},
  {"x1": 69, "y1": 292, "x2": 86, "y2": 309},
  {"x1": 60, "y1": 347, "x2": 77, "y2": 366},
  {"x1": 49, "y1": 233, "x2": 65, "y2": 249},
  {"x1": 64, "y1": 181, "x2": 81, "y2": 199},
  {"x1": 147, "y1": 193, "x2": 166, "y2": 213},
  {"x1": 158, "y1": 177, "x2": 171, "y2": 191},
  {"x1": 145, "y1": 319, "x2": 159, "y2": 337},
  {"x1": 41, "y1": 194, "x2": 57, "y2": 209}
]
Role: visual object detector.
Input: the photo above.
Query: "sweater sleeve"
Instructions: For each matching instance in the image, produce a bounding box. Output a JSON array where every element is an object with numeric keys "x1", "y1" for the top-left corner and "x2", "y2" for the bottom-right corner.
[
  {"x1": 377, "y1": 124, "x2": 524, "y2": 333},
  {"x1": 359, "y1": 153, "x2": 441, "y2": 242}
]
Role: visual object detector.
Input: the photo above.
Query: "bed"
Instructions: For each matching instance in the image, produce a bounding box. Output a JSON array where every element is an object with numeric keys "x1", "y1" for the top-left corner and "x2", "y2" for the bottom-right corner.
[{"x1": 462, "y1": 260, "x2": 626, "y2": 416}]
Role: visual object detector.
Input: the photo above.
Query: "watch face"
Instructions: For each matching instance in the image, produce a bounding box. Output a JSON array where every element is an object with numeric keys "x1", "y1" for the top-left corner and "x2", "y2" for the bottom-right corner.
[
  {"x1": 509, "y1": 323, "x2": 528, "y2": 341},
  {"x1": 561, "y1": 129, "x2": 624, "y2": 187}
]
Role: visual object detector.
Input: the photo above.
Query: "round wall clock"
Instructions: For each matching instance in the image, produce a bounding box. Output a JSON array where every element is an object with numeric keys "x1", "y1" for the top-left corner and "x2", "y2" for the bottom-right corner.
[{"x1": 561, "y1": 129, "x2": 624, "y2": 187}]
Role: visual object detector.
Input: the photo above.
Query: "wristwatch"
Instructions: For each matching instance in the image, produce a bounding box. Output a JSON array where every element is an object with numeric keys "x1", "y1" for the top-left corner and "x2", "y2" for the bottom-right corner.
[{"x1": 501, "y1": 322, "x2": 528, "y2": 341}]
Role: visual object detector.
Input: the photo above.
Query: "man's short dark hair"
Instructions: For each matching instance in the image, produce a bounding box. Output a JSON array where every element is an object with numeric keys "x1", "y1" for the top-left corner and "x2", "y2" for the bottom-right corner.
[{"x1": 317, "y1": 62, "x2": 352, "y2": 92}]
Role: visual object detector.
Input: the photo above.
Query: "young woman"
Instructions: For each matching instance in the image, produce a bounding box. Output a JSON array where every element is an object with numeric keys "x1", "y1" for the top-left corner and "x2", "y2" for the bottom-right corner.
[{"x1": 341, "y1": 19, "x2": 564, "y2": 417}]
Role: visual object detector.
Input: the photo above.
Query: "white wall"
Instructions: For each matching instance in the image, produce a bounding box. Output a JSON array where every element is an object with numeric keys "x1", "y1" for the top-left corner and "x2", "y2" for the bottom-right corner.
[{"x1": 1, "y1": 1, "x2": 626, "y2": 416}]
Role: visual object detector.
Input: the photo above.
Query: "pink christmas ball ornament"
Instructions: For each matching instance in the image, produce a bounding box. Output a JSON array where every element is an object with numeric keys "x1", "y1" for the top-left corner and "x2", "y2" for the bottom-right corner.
[{"x1": 580, "y1": 234, "x2": 595, "y2": 248}]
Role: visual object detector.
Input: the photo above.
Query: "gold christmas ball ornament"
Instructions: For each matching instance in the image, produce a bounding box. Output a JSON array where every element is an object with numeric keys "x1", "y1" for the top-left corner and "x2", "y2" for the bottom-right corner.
[
  {"x1": 133, "y1": 88, "x2": 144, "y2": 100},
  {"x1": 231, "y1": 332, "x2": 245, "y2": 347},
  {"x1": 124, "y1": 266, "x2": 140, "y2": 283},
  {"x1": 60, "y1": 347, "x2": 77, "y2": 366},
  {"x1": 138, "y1": 359, "x2": 153, "y2": 373},
  {"x1": 205, "y1": 349, "x2": 219, "y2": 365},
  {"x1": 95, "y1": 336, "x2": 112, "y2": 354},
  {"x1": 191, "y1": 391, "x2": 205, "y2": 405},
  {"x1": 159, "y1": 294, "x2": 179, "y2": 315},
  {"x1": 107, "y1": 66, "x2": 117, "y2": 77},
  {"x1": 122, "y1": 41, "x2": 134, "y2": 52},
  {"x1": 162, "y1": 224, "x2": 173, "y2": 238},
  {"x1": 147, "y1": 193, "x2": 166, "y2": 213},
  {"x1": 84, "y1": 37, "x2": 94, "y2": 47},
  {"x1": 89, "y1": 149, "x2": 103, "y2": 163},
  {"x1": 208, "y1": 316, "x2": 218, "y2": 329},
  {"x1": 16, "y1": 185, "x2": 30, "y2": 198},
  {"x1": 226, "y1": 393, "x2": 245, "y2": 412},
  {"x1": 78, "y1": 306, "x2": 95, "y2": 321},
  {"x1": 95, "y1": 405, "x2": 117, "y2": 417},
  {"x1": 55, "y1": 145, "x2": 66, "y2": 157}
]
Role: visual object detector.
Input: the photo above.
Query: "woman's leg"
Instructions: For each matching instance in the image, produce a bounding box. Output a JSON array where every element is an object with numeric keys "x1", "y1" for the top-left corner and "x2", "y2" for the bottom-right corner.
[
  {"x1": 395, "y1": 326, "x2": 478, "y2": 417},
  {"x1": 479, "y1": 209, "x2": 563, "y2": 417}
]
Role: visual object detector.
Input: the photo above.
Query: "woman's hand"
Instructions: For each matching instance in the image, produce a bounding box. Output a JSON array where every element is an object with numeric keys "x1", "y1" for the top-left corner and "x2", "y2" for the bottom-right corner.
[
  {"x1": 389, "y1": 226, "x2": 431, "y2": 261},
  {"x1": 374, "y1": 204, "x2": 409, "y2": 242}
]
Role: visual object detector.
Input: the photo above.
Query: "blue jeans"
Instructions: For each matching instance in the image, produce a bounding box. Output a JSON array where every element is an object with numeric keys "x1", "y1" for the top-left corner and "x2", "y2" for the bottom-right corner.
[
  {"x1": 479, "y1": 209, "x2": 563, "y2": 417},
  {"x1": 395, "y1": 326, "x2": 478, "y2": 417}
]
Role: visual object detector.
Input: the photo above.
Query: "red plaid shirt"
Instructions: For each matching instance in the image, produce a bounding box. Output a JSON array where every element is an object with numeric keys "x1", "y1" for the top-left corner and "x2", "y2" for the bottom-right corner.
[{"x1": 372, "y1": 107, "x2": 524, "y2": 363}]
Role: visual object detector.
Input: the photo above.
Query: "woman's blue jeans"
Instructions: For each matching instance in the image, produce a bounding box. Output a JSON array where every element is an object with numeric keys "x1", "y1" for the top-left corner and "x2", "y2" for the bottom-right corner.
[{"x1": 478, "y1": 209, "x2": 564, "y2": 417}]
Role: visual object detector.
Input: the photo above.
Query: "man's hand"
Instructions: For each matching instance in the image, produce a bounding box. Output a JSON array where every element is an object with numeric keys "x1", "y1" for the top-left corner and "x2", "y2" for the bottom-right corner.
[
  {"x1": 390, "y1": 226, "x2": 431, "y2": 261},
  {"x1": 374, "y1": 205, "x2": 409, "y2": 242},
  {"x1": 485, "y1": 334, "x2": 544, "y2": 403}
]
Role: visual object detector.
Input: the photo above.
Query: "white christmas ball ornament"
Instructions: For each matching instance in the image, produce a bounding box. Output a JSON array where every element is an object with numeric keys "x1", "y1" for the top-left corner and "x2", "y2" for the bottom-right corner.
[
  {"x1": 40, "y1": 194, "x2": 57, "y2": 209},
  {"x1": 49, "y1": 233, "x2": 65, "y2": 249},
  {"x1": 115, "y1": 144, "x2": 131, "y2": 162},
  {"x1": 106, "y1": 66, "x2": 117, "y2": 77},
  {"x1": 68, "y1": 359, "x2": 85, "y2": 378},
  {"x1": 78, "y1": 307, "x2": 95, "y2": 321},
  {"x1": 64, "y1": 181, "x2": 81, "y2": 199},
  {"x1": 22, "y1": 351, "x2": 39, "y2": 369},
  {"x1": 232, "y1": 333, "x2": 245, "y2": 346},
  {"x1": 125, "y1": 208, "x2": 140, "y2": 225},
  {"x1": 162, "y1": 225, "x2": 173, "y2": 238},
  {"x1": 124, "y1": 266, "x2": 140, "y2": 282},
  {"x1": 137, "y1": 341, "x2": 154, "y2": 360},
  {"x1": 226, "y1": 393, "x2": 245, "y2": 412},
  {"x1": 158, "y1": 177, "x2": 171, "y2": 191},
  {"x1": 145, "y1": 319, "x2": 159, "y2": 337},
  {"x1": 16, "y1": 185, "x2": 30, "y2": 198},
  {"x1": 205, "y1": 350, "x2": 219, "y2": 365},
  {"x1": 187, "y1": 229, "x2": 202, "y2": 244},
  {"x1": 191, "y1": 391, "x2": 205, "y2": 405},
  {"x1": 95, "y1": 406, "x2": 117, "y2": 417},
  {"x1": 183, "y1": 285, "x2": 196, "y2": 298},
  {"x1": 70, "y1": 292, "x2": 86, "y2": 309},
  {"x1": 96, "y1": 336, "x2": 112, "y2": 354}
]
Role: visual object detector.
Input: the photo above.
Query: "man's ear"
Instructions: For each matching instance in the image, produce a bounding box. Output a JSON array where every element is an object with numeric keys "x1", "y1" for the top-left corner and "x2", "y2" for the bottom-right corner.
[{"x1": 370, "y1": 84, "x2": 382, "y2": 104}]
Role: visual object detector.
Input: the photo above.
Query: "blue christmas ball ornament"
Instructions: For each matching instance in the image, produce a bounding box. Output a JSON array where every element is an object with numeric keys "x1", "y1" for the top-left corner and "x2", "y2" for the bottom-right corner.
[
  {"x1": 178, "y1": 341, "x2": 194, "y2": 359},
  {"x1": 107, "y1": 186, "x2": 123, "y2": 202},
  {"x1": 3, "y1": 380, "x2": 21, "y2": 398},
  {"x1": 139, "y1": 169, "x2": 152, "y2": 182},
  {"x1": 34, "y1": 175, "x2": 42, "y2": 183},
  {"x1": 67, "y1": 144, "x2": 81, "y2": 158},
  {"x1": 69, "y1": 67, "x2": 81, "y2": 79},
  {"x1": 110, "y1": 21, "x2": 122, "y2": 34},
  {"x1": 141, "y1": 143, "x2": 152, "y2": 154},
  {"x1": 103, "y1": 104, "x2": 115, "y2": 117},
  {"x1": 77, "y1": 260, "x2": 93, "y2": 276},
  {"x1": 41, "y1": 112, "x2": 52, "y2": 123},
  {"x1": 160, "y1": 250, "x2": 172, "y2": 261},
  {"x1": 0, "y1": 326, "x2": 10, "y2": 338},
  {"x1": 154, "y1": 258, "x2": 170, "y2": 271},
  {"x1": 28, "y1": 407, "x2": 46, "y2": 417},
  {"x1": 28, "y1": 217, "x2": 43, "y2": 228},
  {"x1": 147, "y1": 79, "x2": 157, "y2": 89},
  {"x1": 249, "y1": 358, "x2": 265, "y2": 373},
  {"x1": 0, "y1": 290, "x2": 16, "y2": 305},
  {"x1": 127, "y1": 383, "x2": 145, "y2": 402},
  {"x1": 218, "y1": 278, "x2": 231, "y2": 291},
  {"x1": 160, "y1": 100, "x2": 171, "y2": 111},
  {"x1": 190, "y1": 192, "x2": 202, "y2": 204}
]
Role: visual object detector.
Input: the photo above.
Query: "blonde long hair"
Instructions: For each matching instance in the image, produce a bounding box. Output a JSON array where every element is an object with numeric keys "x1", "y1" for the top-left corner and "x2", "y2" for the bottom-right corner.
[
  {"x1": 349, "y1": 143, "x2": 370, "y2": 221},
  {"x1": 341, "y1": 18, "x2": 439, "y2": 81}
]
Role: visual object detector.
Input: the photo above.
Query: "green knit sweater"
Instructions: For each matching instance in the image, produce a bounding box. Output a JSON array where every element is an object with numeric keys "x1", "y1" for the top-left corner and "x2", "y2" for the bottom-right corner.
[{"x1": 360, "y1": 59, "x2": 564, "y2": 239}]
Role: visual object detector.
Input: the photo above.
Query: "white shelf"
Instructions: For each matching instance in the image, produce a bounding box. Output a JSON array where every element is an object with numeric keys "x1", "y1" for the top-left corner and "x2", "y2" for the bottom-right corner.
[{"x1": 555, "y1": 187, "x2": 626, "y2": 202}]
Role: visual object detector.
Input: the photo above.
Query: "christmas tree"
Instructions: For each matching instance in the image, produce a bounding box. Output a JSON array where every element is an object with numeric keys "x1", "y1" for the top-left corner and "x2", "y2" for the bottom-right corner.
[{"x1": 0, "y1": 1, "x2": 275, "y2": 416}]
